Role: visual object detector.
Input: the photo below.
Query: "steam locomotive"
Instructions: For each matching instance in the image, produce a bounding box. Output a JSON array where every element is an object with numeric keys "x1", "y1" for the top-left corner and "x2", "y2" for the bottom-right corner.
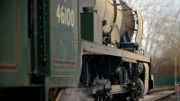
[{"x1": 0, "y1": 0, "x2": 154, "y2": 101}]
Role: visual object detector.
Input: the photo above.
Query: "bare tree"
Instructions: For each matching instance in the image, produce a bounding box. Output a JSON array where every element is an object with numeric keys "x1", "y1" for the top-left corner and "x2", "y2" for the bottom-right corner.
[{"x1": 123, "y1": 0, "x2": 180, "y2": 78}]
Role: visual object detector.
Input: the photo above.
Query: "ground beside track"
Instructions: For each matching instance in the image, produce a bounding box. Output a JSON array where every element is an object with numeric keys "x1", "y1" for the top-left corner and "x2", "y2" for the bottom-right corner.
[
  {"x1": 161, "y1": 94, "x2": 179, "y2": 101},
  {"x1": 139, "y1": 90, "x2": 175, "y2": 101},
  {"x1": 139, "y1": 86, "x2": 175, "y2": 101}
]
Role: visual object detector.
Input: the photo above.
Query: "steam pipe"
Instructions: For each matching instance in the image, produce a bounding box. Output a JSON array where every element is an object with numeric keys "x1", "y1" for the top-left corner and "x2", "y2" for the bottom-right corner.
[{"x1": 103, "y1": 0, "x2": 117, "y2": 35}]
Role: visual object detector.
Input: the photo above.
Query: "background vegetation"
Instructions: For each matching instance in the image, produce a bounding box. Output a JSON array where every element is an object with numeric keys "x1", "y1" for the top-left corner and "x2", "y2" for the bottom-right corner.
[{"x1": 123, "y1": 0, "x2": 180, "y2": 84}]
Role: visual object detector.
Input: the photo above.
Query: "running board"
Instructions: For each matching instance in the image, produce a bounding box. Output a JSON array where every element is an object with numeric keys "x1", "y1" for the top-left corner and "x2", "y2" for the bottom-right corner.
[{"x1": 81, "y1": 40, "x2": 150, "y2": 62}]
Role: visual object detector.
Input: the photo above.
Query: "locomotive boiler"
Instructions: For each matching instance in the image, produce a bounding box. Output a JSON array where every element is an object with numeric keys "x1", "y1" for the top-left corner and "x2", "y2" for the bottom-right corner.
[{"x1": 0, "y1": 0, "x2": 154, "y2": 101}]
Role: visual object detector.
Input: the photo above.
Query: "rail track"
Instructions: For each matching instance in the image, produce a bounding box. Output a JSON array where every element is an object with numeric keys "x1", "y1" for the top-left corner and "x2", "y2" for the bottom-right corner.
[
  {"x1": 139, "y1": 86, "x2": 175, "y2": 101},
  {"x1": 55, "y1": 86, "x2": 175, "y2": 101}
]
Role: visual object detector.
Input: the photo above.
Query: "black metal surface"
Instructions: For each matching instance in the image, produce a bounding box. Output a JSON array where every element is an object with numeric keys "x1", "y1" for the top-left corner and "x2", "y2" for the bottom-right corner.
[
  {"x1": 120, "y1": 30, "x2": 131, "y2": 42},
  {"x1": 119, "y1": 42, "x2": 139, "y2": 50},
  {"x1": 92, "y1": 78, "x2": 112, "y2": 96},
  {"x1": 30, "y1": 73, "x2": 45, "y2": 84},
  {"x1": 28, "y1": 0, "x2": 36, "y2": 73},
  {"x1": 83, "y1": 7, "x2": 94, "y2": 12},
  {"x1": 0, "y1": 86, "x2": 45, "y2": 101},
  {"x1": 28, "y1": 0, "x2": 34, "y2": 38},
  {"x1": 42, "y1": 0, "x2": 47, "y2": 64},
  {"x1": 36, "y1": 0, "x2": 48, "y2": 66}
]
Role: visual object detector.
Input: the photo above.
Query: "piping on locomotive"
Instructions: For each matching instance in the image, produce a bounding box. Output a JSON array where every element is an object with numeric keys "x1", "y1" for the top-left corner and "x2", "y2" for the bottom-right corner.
[{"x1": 0, "y1": 0, "x2": 154, "y2": 101}]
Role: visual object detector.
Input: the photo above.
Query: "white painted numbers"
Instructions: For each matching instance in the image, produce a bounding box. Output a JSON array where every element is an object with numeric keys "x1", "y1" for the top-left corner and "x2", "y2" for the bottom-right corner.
[{"x1": 56, "y1": 4, "x2": 75, "y2": 27}]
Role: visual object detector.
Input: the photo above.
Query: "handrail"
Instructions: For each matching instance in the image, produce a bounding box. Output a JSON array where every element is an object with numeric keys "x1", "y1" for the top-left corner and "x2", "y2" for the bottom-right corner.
[{"x1": 178, "y1": 81, "x2": 180, "y2": 101}]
